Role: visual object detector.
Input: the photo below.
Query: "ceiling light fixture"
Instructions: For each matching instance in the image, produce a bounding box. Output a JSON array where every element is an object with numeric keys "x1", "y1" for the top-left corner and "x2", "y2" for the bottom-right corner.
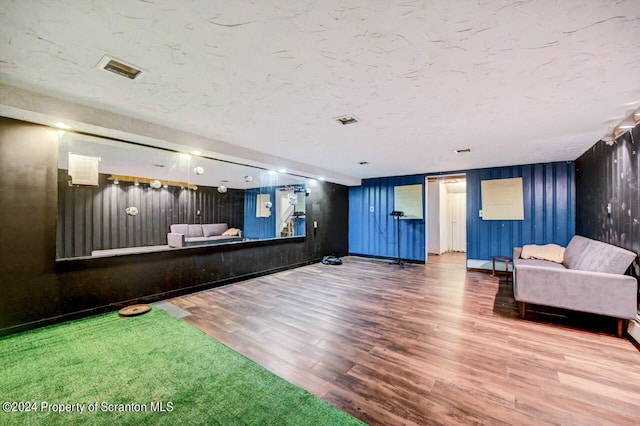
[
  {"x1": 278, "y1": 168, "x2": 287, "y2": 173},
  {"x1": 53, "y1": 122, "x2": 71, "y2": 129},
  {"x1": 318, "y1": 177, "x2": 325, "y2": 181},
  {"x1": 191, "y1": 150, "x2": 202, "y2": 156},
  {"x1": 617, "y1": 117, "x2": 637, "y2": 129},
  {"x1": 335, "y1": 115, "x2": 359, "y2": 125},
  {"x1": 109, "y1": 175, "x2": 197, "y2": 190},
  {"x1": 613, "y1": 110, "x2": 639, "y2": 137}
]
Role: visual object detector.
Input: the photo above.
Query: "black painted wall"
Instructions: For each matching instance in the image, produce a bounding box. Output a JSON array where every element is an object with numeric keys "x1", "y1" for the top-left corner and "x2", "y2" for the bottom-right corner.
[
  {"x1": 575, "y1": 124, "x2": 640, "y2": 278},
  {"x1": 0, "y1": 117, "x2": 349, "y2": 335},
  {"x1": 57, "y1": 170, "x2": 245, "y2": 257}
]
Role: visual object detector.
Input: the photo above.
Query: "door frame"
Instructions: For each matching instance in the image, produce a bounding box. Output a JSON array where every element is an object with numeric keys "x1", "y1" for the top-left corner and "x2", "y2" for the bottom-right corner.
[{"x1": 424, "y1": 173, "x2": 467, "y2": 264}]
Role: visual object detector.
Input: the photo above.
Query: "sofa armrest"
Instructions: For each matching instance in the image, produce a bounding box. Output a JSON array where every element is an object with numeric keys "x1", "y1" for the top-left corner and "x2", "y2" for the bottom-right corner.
[
  {"x1": 514, "y1": 264, "x2": 638, "y2": 319},
  {"x1": 513, "y1": 247, "x2": 522, "y2": 260},
  {"x1": 167, "y1": 233, "x2": 185, "y2": 248}
]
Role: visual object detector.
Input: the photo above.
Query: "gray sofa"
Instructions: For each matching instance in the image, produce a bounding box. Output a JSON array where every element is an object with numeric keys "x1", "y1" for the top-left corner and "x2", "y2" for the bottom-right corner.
[
  {"x1": 513, "y1": 235, "x2": 638, "y2": 337},
  {"x1": 167, "y1": 223, "x2": 242, "y2": 248}
]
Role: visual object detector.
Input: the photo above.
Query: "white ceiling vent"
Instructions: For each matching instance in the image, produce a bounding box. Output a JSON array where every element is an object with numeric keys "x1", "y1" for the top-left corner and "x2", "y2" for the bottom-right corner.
[
  {"x1": 335, "y1": 115, "x2": 359, "y2": 125},
  {"x1": 96, "y1": 55, "x2": 144, "y2": 80}
]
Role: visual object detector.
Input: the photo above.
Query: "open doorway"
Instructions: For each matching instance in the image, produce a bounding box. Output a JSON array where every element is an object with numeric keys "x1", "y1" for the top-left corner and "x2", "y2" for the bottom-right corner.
[{"x1": 425, "y1": 174, "x2": 467, "y2": 262}]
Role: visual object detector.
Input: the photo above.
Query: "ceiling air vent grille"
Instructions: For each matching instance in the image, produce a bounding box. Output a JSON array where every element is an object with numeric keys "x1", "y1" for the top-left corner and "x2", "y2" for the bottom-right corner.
[
  {"x1": 97, "y1": 55, "x2": 143, "y2": 80},
  {"x1": 335, "y1": 115, "x2": 359, "y2": 125}
]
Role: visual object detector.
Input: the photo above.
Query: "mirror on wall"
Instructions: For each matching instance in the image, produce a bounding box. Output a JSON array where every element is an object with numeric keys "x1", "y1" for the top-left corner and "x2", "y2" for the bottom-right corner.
[{"x1": 56, "y1": 132, "x2": 307, "y2": 259}]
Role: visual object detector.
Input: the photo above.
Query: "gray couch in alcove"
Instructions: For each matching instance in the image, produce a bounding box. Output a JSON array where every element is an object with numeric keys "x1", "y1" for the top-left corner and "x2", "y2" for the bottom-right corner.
[
  {"x1": 513, "y1": 235, "x2": 638, "y2": 337},
  {"x1": 167, "y1": 223, "x2": 242, "y2": 248}
]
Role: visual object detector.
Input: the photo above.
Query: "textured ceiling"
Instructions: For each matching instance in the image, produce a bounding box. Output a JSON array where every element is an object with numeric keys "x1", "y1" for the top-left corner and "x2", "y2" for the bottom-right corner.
[{"x1": 1, "y1": 0, "x2": 640, "y2": 185}]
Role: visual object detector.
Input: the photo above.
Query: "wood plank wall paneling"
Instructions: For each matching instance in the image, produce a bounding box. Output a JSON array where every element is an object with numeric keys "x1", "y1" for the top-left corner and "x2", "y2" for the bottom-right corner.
[
  {"x1": 576, "y1": 124, "x2": 640, "y2": 276},
  {"x1": 348, "y1": 162, "x2": 575, "y2": 262},
  {"x1": 56, "y1": 170, "x2": 245, "y2": 257}
]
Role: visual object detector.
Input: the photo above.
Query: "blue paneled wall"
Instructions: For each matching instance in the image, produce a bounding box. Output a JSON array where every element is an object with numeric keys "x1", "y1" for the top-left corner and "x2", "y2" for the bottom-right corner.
[
  {"x1": 349, "y1": 175, "x2": 426, "y2": 261},
  {"x1": 466, "y1": 162, "x2": 575, "y2": 263},
  {"x1": 348, "y1": 162, "x2": 575, "y2": 265}
]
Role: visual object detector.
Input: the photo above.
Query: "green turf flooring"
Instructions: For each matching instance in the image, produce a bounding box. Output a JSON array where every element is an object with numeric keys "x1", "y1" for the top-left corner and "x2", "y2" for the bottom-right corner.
[{"x1": 0, "y1": 308, "x2": 364, "y2": 425}]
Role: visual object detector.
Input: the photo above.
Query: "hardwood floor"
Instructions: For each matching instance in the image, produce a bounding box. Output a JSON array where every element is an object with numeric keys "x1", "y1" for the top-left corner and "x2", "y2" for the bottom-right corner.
[{"x1": 169, "y1": 254, "x2": 640, "y2": 425}]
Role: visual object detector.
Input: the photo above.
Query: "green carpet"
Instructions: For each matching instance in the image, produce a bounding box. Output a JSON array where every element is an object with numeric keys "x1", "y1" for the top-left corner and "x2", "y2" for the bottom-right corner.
[{"x1": 0, "y1": 309, "x2": 364, "y2": 425}]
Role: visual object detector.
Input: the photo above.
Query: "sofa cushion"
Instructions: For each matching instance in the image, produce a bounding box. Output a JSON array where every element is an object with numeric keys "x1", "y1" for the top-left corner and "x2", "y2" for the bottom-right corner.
[
  {"x1": 202, "y1": 223, "x2": 228, "y2": 237},
  {"x1": 563, "y1": 235, "x2": 636, "y2": 274},
  {"x1": 187, "y1": 225, "x2": 204, "y2": 237},
  {"x1": 563, "y1": 236, "x2": 591, "y2": 270},
  {"x1": 170, "y1": 224, "x2": 188, "y2": 235},
  {"x1": 515, "y1": 257, "x2": 567, "y2": 269}
]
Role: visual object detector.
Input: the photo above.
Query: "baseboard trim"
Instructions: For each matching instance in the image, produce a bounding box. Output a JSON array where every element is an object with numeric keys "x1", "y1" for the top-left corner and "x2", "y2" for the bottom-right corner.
[{"x1": 348, "y1": 253, "x2": 425, "y2": 265}]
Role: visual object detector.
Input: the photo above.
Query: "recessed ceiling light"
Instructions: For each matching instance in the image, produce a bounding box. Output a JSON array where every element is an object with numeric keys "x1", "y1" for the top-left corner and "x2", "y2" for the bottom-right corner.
[
  {"x1": 358, "y1": 161, "x2": 369, "y2": 165},
  {"x1": 335, "y1": 115, "x2": 359, "y2": 125},
  {"x1": 454, "y1": 148, "x2": 471, "y2": 154},
  {"x1": 53, "y1": 122, "x2": 71, "y2": 129}
]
